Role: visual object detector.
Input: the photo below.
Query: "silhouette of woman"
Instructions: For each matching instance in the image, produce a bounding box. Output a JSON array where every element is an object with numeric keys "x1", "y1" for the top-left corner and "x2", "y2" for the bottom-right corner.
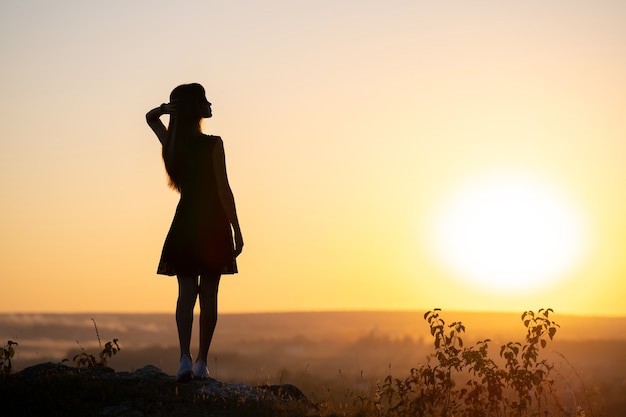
[{"x1": 146, "y1": 83, "x2": 243, "y2": 382}]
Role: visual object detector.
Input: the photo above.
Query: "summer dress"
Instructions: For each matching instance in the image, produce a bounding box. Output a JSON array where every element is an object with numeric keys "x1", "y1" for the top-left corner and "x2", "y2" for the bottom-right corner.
[{"x1": 157, "y1": 134, "x2": 237, "y2": 276}]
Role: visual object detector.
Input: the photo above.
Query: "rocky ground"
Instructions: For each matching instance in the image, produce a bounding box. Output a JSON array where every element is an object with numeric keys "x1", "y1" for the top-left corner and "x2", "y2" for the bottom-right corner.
[{"x1": 1, "y1": 362, "x2": 315, "y2": 417}]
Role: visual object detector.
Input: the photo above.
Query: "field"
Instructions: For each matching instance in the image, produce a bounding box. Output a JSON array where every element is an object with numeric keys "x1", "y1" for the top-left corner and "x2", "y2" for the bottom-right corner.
[{"x1": 3, "y1": 310, "x2": 626, "y2": 416}]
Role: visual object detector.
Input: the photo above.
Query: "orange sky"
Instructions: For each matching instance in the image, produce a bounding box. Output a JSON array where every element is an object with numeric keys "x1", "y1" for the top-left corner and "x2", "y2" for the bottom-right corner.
[{"x1": 1, "y1": 1, "x2": 626, "y2": 315}]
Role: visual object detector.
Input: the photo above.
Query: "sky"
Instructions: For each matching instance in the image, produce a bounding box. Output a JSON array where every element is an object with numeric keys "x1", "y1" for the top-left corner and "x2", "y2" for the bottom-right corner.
[{"x1": 1, "y1": 0, "x2": 625, "y2": 316}]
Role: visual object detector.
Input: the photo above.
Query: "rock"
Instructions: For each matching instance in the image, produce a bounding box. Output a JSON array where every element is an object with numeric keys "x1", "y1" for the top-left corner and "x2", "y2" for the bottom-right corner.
[
  {"x1": 2, "y1": 362, "x2": 314, "y2": 417},
  {"x1": 259, "y1": 384, "x2": 309, "y2": 402},
  {"x1": 98, "y1": 402, "x2": 145, "y2": 417},
  {"x1": 130, "y1": 364, "x2": 171, "y2": 379}
]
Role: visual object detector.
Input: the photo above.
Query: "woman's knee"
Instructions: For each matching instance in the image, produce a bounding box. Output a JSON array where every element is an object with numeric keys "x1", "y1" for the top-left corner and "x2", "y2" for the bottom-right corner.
[
  {"x1": 177, "y1": 275, "x2": 199, "y2": 303},
  {"x1": 198, "y1": 275, "x2": 219, "y2": 309},
  {"x1": 199, "y1": 274, "x2": 220, "y2": 294}
]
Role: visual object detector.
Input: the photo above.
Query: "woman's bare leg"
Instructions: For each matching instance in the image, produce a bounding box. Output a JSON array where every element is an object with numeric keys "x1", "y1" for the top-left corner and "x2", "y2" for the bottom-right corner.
[
  {"x1": 197, "y1": 273, "x2": 221, "y2": 362},
  {"x1": 176, "y1": 275, "x2": 199, "y2": 358}
]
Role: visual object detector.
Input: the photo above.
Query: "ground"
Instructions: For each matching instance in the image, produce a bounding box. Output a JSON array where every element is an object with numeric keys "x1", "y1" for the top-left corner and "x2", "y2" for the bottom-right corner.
[{"x1": 1, "y1": 363, "x2": 313, "y2": 417}]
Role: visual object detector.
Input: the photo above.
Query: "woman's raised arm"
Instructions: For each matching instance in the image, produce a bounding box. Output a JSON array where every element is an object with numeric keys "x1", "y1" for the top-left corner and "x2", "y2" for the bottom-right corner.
[{"x1": 146, "y1": 103, "x2": 175, "y2": 145}]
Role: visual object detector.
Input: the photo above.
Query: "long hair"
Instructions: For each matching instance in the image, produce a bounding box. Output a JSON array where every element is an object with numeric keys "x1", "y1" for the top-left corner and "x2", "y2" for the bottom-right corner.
[{"x1": 162, "y1": 83, "x2": 208, "y2": 192}]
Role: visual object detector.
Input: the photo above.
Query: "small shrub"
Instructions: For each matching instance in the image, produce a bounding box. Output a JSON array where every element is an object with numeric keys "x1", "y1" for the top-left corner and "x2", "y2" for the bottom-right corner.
[
  {"x1": 73, "y1": 318, "x2": 121, "y2": 368},
  {"x1": 366, "y1": 308, "x2": 585, "y2": 417},
  {"x1": 1, "y1": 340, "x2": 18, "y2": 376}
]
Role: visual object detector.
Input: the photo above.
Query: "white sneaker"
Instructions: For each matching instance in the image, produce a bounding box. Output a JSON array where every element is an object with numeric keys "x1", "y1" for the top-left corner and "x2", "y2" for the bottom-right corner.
[
  {"x1": 192, "y1": 359, "x2": 209, "y2": 380},
  {"x1": 176, "y1": 355, "x2": 193, "y2": 382}
]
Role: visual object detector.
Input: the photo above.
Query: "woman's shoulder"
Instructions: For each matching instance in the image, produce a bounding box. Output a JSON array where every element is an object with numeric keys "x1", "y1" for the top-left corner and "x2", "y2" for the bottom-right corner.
[
  {"x1": 199, "y1": 134, "x2": 223, "y2": 149},
  {"x1": 201, "y1": 134, "x2": 222, "y2": 141}
]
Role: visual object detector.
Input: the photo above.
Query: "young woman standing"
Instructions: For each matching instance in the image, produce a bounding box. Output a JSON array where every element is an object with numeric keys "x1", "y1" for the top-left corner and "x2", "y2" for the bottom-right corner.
[{"x1": 146, "y1": 83, "x2": 243, "y2": 381}]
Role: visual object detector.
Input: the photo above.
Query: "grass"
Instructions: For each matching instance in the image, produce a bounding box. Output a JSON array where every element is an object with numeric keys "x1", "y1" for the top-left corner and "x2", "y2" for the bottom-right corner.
[
  {"x1": 1, "y1": 309, "x2": 597, "y2": 417},
  {"x1": 308, "y1": 308, "x2": 594, "y2": 417}
]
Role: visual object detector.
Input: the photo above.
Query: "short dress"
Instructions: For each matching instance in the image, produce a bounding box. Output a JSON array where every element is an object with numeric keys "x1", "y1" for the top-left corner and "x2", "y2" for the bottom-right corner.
[{"x1": 157, "y1": 135, "x2": 237, "y2": 276}]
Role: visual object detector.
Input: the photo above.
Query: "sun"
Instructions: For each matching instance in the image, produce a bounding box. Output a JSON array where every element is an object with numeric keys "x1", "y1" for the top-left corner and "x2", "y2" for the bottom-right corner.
[{"x1": 426, "y1": 172, "x2": 590, "y2": 293}]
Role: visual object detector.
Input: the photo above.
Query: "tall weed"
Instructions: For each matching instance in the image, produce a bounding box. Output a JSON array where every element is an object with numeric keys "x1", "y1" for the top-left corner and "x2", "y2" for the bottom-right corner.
[{"x1": 364, "y1": 308, "x2": 588, "y2": 417}]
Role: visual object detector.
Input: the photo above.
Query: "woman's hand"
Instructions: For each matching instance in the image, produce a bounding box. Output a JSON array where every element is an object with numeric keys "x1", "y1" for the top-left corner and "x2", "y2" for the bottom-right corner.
[
  {"x1": 160, "y1": 102, "x2": 177, "y2": 115},
  {"x1": 234, "y1": 229, "x2": 244, "y2": 258}
]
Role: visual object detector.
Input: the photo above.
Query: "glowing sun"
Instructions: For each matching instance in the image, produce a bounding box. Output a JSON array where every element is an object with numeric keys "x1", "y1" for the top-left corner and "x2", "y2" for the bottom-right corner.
[{"x1": 427, "y1": 172, "x2": 590, "y2": 292}]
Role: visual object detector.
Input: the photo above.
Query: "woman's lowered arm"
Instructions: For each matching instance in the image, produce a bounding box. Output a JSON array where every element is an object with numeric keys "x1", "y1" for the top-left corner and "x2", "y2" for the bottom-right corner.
[{"x1": 212, "y1": 136, "x2": 244, "y2": 257}]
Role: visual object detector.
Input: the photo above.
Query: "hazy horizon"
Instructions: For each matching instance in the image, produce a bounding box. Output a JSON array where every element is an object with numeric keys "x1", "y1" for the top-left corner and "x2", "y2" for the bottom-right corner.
[
  {"x1": 5, "y1": 310, "x2": 626, "y2": 355},
  {"x1": 3, "y1": 308, "x2": 626, "y2": 319}
]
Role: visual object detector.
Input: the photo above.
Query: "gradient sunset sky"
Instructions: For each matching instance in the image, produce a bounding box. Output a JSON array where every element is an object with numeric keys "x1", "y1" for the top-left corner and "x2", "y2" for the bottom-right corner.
[{"x1": 2, "y1": 1, "x2": 625, "y2": 315}]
